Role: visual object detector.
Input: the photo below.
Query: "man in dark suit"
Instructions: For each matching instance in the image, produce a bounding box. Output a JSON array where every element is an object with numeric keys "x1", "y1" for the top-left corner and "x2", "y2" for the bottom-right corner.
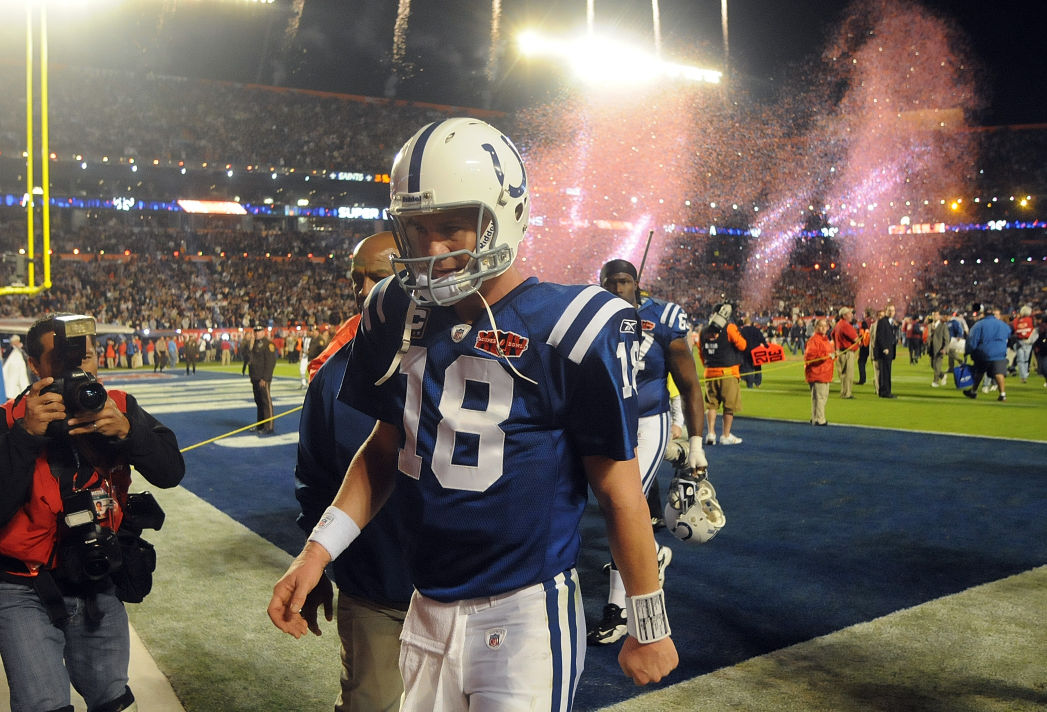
[{"x1": 874, "y1": 304, "x2": 898, "y2": 398}]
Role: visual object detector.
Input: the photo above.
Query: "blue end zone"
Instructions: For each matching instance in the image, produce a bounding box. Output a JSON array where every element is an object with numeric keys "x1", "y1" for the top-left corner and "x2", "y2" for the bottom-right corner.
[{"x1": 575, "y1": 419, "x2": 1047, "y2": 709}]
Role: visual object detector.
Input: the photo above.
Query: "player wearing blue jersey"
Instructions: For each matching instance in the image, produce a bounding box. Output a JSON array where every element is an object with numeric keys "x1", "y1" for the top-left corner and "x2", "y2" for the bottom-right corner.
[
  {"x1": 590, "y1": 259, "x2": 708, "y2": 645},
  {"x1": 269, "y1": 118, "x2": 677, "y2": 710}
]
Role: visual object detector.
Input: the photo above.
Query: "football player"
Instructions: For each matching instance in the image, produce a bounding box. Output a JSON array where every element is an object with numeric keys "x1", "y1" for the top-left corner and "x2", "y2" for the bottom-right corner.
[
  {"x1": 589, "y1": 259, "x2": 708, "y2": 645},
  {"x1": 269, "y1": 118, "x2": 678, "y2": 711}
]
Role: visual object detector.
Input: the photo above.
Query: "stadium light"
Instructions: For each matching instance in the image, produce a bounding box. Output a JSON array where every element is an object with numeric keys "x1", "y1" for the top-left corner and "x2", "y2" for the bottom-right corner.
[{"x1": 517, "y1": 30, "x2": 721, "y2": 86}]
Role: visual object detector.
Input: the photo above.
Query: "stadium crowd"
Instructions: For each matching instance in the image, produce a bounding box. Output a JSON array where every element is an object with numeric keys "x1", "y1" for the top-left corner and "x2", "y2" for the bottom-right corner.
[{"x1": 1, "y1": 66, "x2": 1044, "y2": 345}]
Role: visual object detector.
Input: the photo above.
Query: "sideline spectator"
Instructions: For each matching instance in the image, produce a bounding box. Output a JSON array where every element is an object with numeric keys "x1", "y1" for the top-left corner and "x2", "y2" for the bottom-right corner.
[
  {"x1": 874, "y1": 304, "x2": 898, "y2": 398},
  {"x1": 963, "y1": 305, "x2": 1011, "y2": 402},
  {"x1": 833, "y1": 307, "x2": 859, "y2": 399},
  {"x1": 698, "y1": 303, "x2": 747, "y2": 445},
  {"x1": 804, "y1": 317, "x2": 835, "y2": 425}
]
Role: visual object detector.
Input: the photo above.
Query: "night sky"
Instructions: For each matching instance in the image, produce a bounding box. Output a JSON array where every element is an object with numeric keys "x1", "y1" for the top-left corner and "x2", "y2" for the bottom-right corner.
[{"x1": 0, "y1": 0, "x2": 1043, "y2": 125}]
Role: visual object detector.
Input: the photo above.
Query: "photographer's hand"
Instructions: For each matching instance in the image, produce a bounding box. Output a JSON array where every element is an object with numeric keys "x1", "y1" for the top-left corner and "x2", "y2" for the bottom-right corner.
[
  {"x1": 67, "y1": 398, "x2": 131, "y2": 439},
  {"x1": 21, "y1": 378, "x2": 66, "y2": 437}
]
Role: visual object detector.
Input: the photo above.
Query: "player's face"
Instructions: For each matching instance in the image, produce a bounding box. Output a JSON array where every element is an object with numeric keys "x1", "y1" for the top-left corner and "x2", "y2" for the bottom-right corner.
[
  {"x1": 401, "y1": 208, "x2": 478, "y2": 279},
  {"x1": 601, "y1": 272, "x2": 638, "y2": 306}
]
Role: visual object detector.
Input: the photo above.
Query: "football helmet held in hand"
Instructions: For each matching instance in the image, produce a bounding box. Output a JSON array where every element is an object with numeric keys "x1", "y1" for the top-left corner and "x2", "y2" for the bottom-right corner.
[{"x1": 664, "y1": 475, "x2": 725, "y2": 544}]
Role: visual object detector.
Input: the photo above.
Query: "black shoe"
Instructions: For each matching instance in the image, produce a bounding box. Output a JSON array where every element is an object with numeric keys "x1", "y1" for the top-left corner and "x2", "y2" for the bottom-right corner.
[
  {"x1": 963, "y1": 389, "x2": 977, "y2": 399},
  {"x1": 880, "y1": 394, "x2": 897, "y2": 399},
  {"x1": 997, "y1": 394, "x2": 1006, "y2": 402},
  {"x1": 815, "y1": 421, "x2": 828, "y2": 426},
  {"x1": 587, "y1": 603, "x2": 627, "y2": 646}
]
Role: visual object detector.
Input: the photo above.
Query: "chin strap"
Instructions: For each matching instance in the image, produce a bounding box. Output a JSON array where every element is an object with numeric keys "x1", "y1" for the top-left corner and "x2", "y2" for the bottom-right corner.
[
  {"x1": 478, "y1": 291, "x2": 537, "y2": 386},
  {"x1": 375, "y1": 301, "x2": 421, "y2": 386}
]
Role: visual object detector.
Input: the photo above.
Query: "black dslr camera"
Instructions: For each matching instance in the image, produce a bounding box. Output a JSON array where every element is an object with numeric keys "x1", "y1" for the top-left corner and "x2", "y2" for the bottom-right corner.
[
  {"x1": 57, "y1": 490, "x2": 166, "y2": 586},
  {"x1": 58, "y1": 489, "x2": 123, "y2": 583},
  {"x1": 42, "y1": 315, "x2": 107, "y2": 436}
]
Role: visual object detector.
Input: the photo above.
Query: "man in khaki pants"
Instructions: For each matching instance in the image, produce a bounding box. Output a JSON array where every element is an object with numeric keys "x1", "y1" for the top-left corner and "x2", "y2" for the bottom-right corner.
[{"x1": 833, "y1": 307, "x2": 859, "y2": 398}]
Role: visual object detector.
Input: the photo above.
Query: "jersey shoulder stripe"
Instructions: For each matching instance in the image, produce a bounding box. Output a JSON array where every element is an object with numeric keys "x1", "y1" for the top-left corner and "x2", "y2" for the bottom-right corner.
[{"x1": 546, "y1": 285, "x2": 631, "y2": 364}]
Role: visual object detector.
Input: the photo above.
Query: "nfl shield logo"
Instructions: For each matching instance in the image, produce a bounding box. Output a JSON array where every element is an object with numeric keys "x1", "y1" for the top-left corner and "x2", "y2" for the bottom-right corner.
[
  {"x1": 485, "y1": 627, "x2": 507, "y2": 650},
  {"x1": 451, "y1": 324, "x2": 472, "y2": 343}
]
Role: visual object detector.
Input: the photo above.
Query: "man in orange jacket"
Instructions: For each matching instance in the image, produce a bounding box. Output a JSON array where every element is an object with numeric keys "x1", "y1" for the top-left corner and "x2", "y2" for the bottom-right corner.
[{"x1": 805, "y1": 317, "x2": 836, "y2": 425}]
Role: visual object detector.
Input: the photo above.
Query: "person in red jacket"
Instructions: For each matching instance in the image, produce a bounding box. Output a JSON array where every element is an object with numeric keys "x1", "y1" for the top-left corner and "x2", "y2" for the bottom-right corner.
[
  {"x1": 0, "y1": 313, "x2": 184, "y2": 712},
  {"x1": 833, "y1": 307, "x2": 859, "y2": 399},
  {"x1": 804, "y1": 317, "x2": 836, "y2": 426}
]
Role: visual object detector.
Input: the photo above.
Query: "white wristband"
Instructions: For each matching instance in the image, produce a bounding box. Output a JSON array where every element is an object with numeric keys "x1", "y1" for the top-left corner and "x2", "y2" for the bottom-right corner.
[
  {"x1": 625, "y1": 589, "x2": 671, "y2": 643},
  {"x1": 307, "y1": 506, "x2": 361, "y2": 561}
]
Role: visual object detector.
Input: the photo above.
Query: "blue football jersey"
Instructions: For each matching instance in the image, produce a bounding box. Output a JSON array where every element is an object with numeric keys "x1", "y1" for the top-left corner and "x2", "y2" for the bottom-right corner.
[
  {"x1": 339, "y1": 276, "x2": 640, "y2": 602},
  {"x1": 635, "y1": 296, "x2": 690, "y2": 418}
]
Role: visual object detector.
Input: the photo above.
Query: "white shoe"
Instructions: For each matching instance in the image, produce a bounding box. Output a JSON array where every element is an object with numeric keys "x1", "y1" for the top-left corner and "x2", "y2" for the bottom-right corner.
[
  {"x1": 989, "y1": 384, "x2": 998, "y2": 392},
  {"x1": 704, "y1": 434, "x2": 716, "y2": 446},
  {"x1": 930, "y1": 381, "x2": 939, "y2": 387},
  {"x1": 719, "y1": 433, "x2": 743, "y2": 445},
  {"x1": 981, "y1": 385, "x2": 990, "y2": 394}
]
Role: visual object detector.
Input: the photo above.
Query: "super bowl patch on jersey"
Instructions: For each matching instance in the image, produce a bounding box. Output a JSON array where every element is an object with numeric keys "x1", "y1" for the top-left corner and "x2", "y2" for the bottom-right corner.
[{"x1": 485, "y1": 627, "x2": 508, "y2": 650}]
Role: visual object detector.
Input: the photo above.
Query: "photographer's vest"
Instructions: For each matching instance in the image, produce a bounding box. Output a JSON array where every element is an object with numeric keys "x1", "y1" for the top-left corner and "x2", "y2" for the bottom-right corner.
[{"x1": 0, "y1": 390, "x2": 131, "y2": 575}]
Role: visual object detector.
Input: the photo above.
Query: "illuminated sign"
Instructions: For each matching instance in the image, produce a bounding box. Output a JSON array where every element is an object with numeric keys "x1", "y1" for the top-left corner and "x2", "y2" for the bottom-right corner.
[
  {"x1": 337, "y1": 206, "x2": 384, "y2": 220},
  {"x1": 177, "y1": 200, "x2": 248, "y2": 215},
  {"x1": 112, "y1": 197, "x2": 135, "y2": 211},
  {"x1": 888, "y1": 222, "x2": 945, "y2": 235},
  {"x1": 329, "y1": 172, "x2": 391, "y2": 183}
]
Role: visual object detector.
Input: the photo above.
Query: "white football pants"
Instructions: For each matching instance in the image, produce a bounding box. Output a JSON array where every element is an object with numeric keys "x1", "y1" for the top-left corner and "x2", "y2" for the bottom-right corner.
[{"x1": 398, "y1": 570, "x2": 585, "y2": 712}]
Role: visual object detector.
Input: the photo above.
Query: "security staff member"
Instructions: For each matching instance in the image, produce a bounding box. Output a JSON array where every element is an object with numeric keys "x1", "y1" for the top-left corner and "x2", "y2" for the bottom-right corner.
[{"x1": 248, "y1": 324, "x2": 277, "y2": 434}]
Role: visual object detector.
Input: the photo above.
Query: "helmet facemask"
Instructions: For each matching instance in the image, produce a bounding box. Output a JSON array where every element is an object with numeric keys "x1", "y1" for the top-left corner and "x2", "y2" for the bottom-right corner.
[{"x1": 390, "y1": 204, "x2": 512, "y2": 307}]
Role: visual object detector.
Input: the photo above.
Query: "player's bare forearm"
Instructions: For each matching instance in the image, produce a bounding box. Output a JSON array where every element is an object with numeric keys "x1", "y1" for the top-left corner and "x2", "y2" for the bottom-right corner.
[
  {"x1": 328, "y1": 420, "x2": 400, "y2": 526},
  {"x1": 584, "y1": 455, "x2": 660, "y2": 596}
]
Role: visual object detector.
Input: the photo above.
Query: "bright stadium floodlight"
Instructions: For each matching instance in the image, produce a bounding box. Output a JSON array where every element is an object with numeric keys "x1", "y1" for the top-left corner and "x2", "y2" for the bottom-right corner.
[{"x1": 517, "y1": 30, "x2": 721, "y2": 86}]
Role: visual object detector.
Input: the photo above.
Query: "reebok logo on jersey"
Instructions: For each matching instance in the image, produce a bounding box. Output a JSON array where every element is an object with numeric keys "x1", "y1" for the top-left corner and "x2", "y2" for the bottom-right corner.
[
  {"x1": 475, "y1": 329, "x2": 529, "y2": 358},
  {"x1": 620, "y1": 319, "x2": 638, "y2": 335},
  {"x1": 641, "y1": 319, "x2": 656, "y2": 332}
]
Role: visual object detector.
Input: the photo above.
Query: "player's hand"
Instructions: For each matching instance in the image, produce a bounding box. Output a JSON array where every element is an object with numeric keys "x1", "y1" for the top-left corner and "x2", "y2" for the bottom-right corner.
[
  {"x1": 267, "y1": 542, "x2": 331, "y2": 639},
  {"x1": 618, "y1": 636, "x2": 678, "y2": 685},
  {"x1": 20, "y1": 378, "x2": 65, "y2": 437},
  {"x1": 300, "y1": 572, "x2": 335, "y2": 636},
  {"x1": 687, "y1": 434, "x2": 707, "y2": 471}
]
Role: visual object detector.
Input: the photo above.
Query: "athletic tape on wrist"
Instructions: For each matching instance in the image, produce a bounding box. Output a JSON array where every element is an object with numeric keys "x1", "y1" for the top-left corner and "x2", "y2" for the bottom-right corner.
[
  {"x1": 625, "y1": 589, "x2": 671, "y2": 643},
  {"x1": 307, "y1": 506, "x2": 361, "y2": 561}
]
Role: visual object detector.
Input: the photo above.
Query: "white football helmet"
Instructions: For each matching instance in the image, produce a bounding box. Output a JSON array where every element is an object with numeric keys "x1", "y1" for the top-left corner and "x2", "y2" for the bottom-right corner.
[
  {"x1": 388, "y1": 118, "x2": 530, "y2": 306},
  {"x1": 664, "y1": 476, "x2": 725, "y2": 545}
]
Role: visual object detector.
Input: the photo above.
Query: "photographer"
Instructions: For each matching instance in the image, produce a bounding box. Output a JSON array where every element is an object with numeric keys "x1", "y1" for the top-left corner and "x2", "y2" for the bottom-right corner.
[{"x1": 0, "y1": 313, "x2": 184, "y2": 712}]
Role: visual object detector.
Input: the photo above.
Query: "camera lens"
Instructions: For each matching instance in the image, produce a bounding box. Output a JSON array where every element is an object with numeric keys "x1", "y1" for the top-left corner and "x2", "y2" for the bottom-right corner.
[{"x1": 77, "y1": 382, "x2": 107, "y2": 412}]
